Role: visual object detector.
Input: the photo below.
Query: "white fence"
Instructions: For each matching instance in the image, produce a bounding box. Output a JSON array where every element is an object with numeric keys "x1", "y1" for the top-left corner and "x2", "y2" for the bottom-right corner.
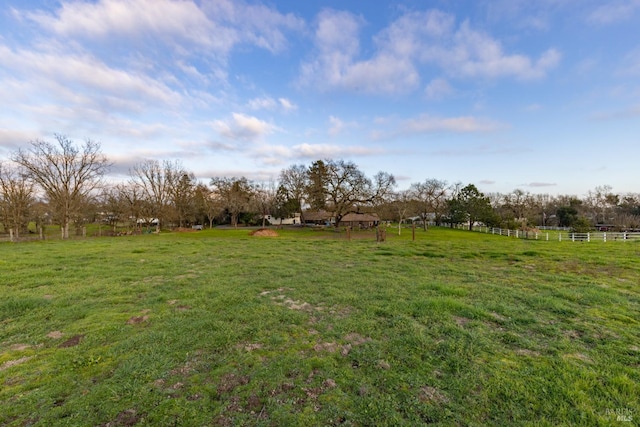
[{"x1": 454, "y1": 224, "x2": 640, "y2": 242}]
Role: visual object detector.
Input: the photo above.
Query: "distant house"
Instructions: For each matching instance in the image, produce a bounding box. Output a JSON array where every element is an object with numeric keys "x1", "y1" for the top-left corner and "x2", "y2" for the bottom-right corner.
[
  {"x1": 338, "y1": 212, "x2": 380, "y2": 229},
  {"x1": 263, "y1": 213, "x2": 301, "y2": 226},
  {"x1": 303, "y1": 210, "x2": 334, "y2": 226},
  {"x1": 136, "y1": 218, "x2": 159, "y2": 226}
]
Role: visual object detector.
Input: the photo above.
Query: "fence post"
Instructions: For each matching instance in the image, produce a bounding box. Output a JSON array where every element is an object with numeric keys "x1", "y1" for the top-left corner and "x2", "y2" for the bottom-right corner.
[
  {"x1": 9, "y1": 229, "x2": 14, "y2": 242},
  {"x1": 587, "y1": 232, "x2": 590, "y2": 242},
  {"x1": 546, "y1": 232, "x2": 549, "y2": 241},
  {"x1": 603, "y1": 232, "x2": 606, "y2": 243},
  {"x1": 559, "y1": 233, "x2": 562, "y2": 242}
]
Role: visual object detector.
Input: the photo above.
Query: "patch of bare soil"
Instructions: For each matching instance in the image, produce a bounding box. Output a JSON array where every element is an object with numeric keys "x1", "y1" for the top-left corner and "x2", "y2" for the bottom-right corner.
[
  {"x1": 9, "y1": 344, "x2": 31, "y2": 351},
  {"x1": 0, "y1": 356, "x2": 33, "y2": 372},
  {"x1": 126, "y1": 315, "x2": 149, "y2": 325},
  {"x1": 236, "y1": 342, "x2": 263, "y2": 352},
  {"x1": 249, "y1": 228, "x2": 279, "y2": 237},
  {"x1": 102, "y1": 409, "x2": 140, "y2": 427},
  {"x1": 454, "y1": 316, "x2": 470, "y2": 327},
  {"x1": 314, "y1": 333, "x2": 372, "y2": 356},
  {"x1": 47, "y1": 330, "x2": 64, "y2": 339},
  {"x1": 419, "y1": 386, "x2": 449, "y2": 404},
  {"x1": 217, "y1": 373, "x2": 250, "y2": 393},
  {"x1": 58, "y1": 334, "x2": 84, "y2": 348}
]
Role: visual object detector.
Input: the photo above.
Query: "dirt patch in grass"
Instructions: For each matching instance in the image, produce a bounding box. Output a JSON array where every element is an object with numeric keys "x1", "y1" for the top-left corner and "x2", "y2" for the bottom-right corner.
[
  {"x1": 454, "y1": 316, "x2": 471, "y2": 327},
  {"x1": 102, "y1": 409, "x2": 140, "y2": 427},
  {"x1": 249, "y1": 228, "x2": 279, "y2": 237},
  {"x1": 419, "y1": 386, "x2": 448, "y2": 404},
  {"x1": 217, "y1": 373, "x2": 250, "y2": 393},
  {"x1": 58, "y1": 334, "x2": 84, "y2": 348},
  {"x1": 9, "y1": 344, "x2": 32, "y2": 351},
  {"x1": 47, "y1": 330, "x2": 64, "y2": 339},
  {"x1": 236, "y1": 342, "x2": 263, "y2": 352},
  {"x1": 126, "y1": 315, "x2": 149, "y2": 325},
  {"x1": 314, "y1": 333, "x2": 372, "y2": 356},
  {"x1": 0, "y1": 356, "x2": 33, "y2": 372}
]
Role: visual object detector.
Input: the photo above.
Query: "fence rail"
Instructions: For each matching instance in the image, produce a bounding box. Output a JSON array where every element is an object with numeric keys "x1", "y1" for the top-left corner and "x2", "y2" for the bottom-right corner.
[{"x1": 459, "y1": 224, "x2": 640, "y2": 242}]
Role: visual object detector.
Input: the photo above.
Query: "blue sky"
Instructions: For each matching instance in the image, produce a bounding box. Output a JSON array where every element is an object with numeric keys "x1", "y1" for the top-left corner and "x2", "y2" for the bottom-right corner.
[{"x1": 1, "y1": 0, "x2": 639, "y2": 196}]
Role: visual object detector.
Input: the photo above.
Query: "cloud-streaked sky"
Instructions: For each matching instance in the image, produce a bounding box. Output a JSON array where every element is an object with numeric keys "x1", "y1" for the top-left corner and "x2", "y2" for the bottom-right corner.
[{"x1": 1, "y1": 0, "x2": 639, "y2": 196}]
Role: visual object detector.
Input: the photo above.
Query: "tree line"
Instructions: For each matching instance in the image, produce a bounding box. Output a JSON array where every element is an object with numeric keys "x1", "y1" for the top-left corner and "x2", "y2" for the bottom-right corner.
[{"x1": 1, "y1": 136, "x2": 639, "y2": 239}]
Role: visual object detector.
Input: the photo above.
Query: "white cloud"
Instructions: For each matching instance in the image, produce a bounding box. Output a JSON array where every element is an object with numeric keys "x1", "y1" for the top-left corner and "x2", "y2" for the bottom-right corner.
[
  {"x1": 587, "y1": 0, "x2": 640, "y2": 25},
  {"x1": 404, "y1": 114, "x2": 503, "y2": 133},
  {"x1": 247, "y1": 96, "x2": 297, "y2": 112},
  {"x1": 252, "y1": 142, "x2": 383, "y2": 166},
  {"x1": 212, "y1": 113, "x2": 277, "y2": 141},
  {"x1": 327, "y1": 115, "x2": 358, "y2": 137},
  {"x1": 292, "y1": 143, "x2": 380, "y2": 158},
  {"x1": 424, "y1": 78, "x2": 453, "y2": 99},
  {"x1": 0, "y1": 43, "x2": 182, "y2": 115},
  {"x1": 248, "y1": 97, "x2": 277, "y2": 110},
  {"x1": 278, "y1": 98, "x2": 297, "y2": 112},
  {"x1": 300, "y1": 8, "x2": 561, "y2": 94},
  {"x1": 328, "y1": 116, "x2": 345, "y2": 136},
  {"x1": 372, "y1": 113, "x2": 504, "y2": 140},
  {"x1": 23, "y1": 0, "x2": 304, "y2": 56},
  {"x1": 428, "y1": 21, "x2": 562, "y2": 80}
]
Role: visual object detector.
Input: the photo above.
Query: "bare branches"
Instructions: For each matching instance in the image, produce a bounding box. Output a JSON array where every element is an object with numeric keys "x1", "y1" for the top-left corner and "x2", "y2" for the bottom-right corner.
[
  {"x1": 0, "y1": 162, "x2": 35, "y2": 238},
  {"x1": 11, "y1": 135, "x2": 110, "y2": 238}
]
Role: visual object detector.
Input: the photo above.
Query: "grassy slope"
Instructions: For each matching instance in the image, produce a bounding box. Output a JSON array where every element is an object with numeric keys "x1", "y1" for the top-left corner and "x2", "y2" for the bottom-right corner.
[{"x1": 1, "y1": 228, "x2": 638, "y2": 426}]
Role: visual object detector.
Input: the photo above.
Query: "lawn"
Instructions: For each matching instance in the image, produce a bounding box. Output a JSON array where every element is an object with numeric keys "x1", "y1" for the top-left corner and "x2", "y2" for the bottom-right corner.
[{"x1": 1, "y1": 227, "x2": 638, "y2": 426}]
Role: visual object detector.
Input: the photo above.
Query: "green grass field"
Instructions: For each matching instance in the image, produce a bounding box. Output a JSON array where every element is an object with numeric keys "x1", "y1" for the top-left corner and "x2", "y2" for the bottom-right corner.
[{"x1": 1, "y1": 227, "x2": 638, "y2": 426}]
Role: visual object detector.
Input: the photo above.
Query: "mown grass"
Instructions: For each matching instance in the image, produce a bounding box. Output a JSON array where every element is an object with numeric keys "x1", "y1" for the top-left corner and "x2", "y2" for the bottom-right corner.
[{"x1": 1, "y1": 227, "x2": 638, "y2": 426}]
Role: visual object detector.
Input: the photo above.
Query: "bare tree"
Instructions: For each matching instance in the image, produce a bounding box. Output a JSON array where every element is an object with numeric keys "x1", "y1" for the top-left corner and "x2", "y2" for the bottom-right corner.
[
  {"x1": 193, "y1": 183, "x2": 219, "y2": 229},
  {"x1": 322, "y1": 159, "x2": 395, "y2": 227},
  {"x1": 390, "y1": 189, "x2": 414, "y2": 235},
  {"x1": 210, "y1": 176, "x2": 255, "y2": 228},
  {"x1": 278, "y1": 164, "x2": 307, "y2": 221},
  {"x1": 168, "y1": 171, "x2": 196, "y2": 228},
  {"x1": 410, "y1": 179, "x2": 449, "y2": 229},
  {"x1": 254, "y1": 180, "x2": 277, "y2": 227},
  {"x1": 0, "y1": 162, "x2": 35, "y2": 239},
  {"x1": 12, "y1": 135, "x2": 110, "y2": 239},
  {"x1": 117, "y1": 182, "x2": 146, "y2": 232},
  {"x1": 586, "y1": 185, "x2": 618, "y2": 225},
  {"x1": 130, "y1": 159, "x2": 189, "y2": 231}
]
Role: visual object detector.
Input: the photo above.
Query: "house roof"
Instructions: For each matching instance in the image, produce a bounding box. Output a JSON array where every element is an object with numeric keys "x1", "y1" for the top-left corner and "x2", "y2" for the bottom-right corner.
[
  {"x1": 303, "y1": 210, "x2": 334, "y2": 221},
  {"x1": 340, "y1": 212, "x2": 379, "y2": 222}
]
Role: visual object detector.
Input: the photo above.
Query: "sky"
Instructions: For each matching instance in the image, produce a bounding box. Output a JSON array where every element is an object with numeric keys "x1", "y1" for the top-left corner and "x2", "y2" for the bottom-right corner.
[{"x1": 1, "y1": 0, "x2": 639, "y2": 197}]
